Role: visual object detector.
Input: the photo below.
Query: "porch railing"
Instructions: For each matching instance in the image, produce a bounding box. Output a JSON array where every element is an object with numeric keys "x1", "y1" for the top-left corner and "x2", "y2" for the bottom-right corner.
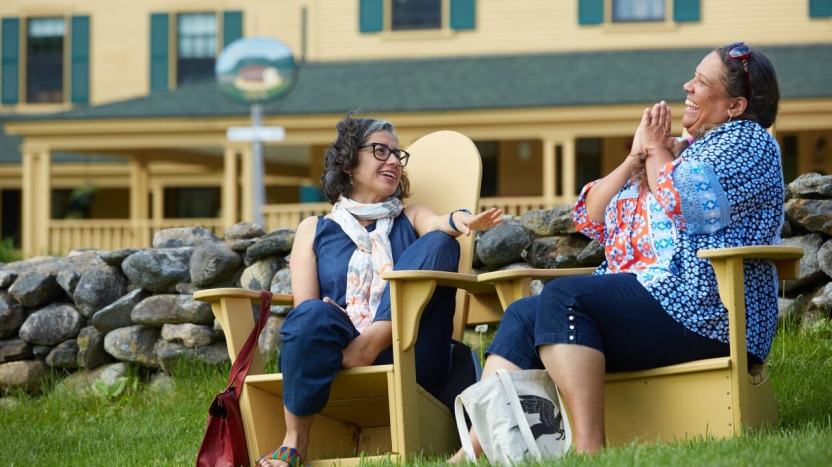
[
  {"x1": 47, "y1": 218, "x2": 225, "y2": 254},
  {"x1": 45, "y1": 196, "x2": 576, "y2": 252},
  {"x1": 262, "y1": 202, "x2": 332, "y2": 233}
]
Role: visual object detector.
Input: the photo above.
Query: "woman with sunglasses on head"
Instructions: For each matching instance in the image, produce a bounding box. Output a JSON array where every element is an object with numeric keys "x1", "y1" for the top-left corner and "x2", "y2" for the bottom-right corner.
[
  {"x1": 256, "y1": 111, "x2": 502, "y2": 467},
  {"x1": 450, "y1": 42, "x2": 782, "y2": 460}
]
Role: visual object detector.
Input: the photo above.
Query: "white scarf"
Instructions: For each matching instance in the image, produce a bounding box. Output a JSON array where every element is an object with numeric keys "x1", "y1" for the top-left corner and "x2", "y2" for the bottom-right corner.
[{"x1": 330, "y1": 195, "x2": 404, "y2": 333}]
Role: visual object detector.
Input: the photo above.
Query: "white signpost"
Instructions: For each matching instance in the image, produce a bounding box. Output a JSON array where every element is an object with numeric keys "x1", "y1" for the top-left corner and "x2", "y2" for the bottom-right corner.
[
  {"x1": 226, "y1": 126, "x2": 286, "y2": 142},
  {"x1": 216, "y1": 37, "x2": 298, "y2": 227}
]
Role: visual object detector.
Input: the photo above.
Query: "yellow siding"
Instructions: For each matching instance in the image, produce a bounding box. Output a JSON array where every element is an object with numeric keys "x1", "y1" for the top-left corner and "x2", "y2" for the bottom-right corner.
[
  {"x1": 1, "y1": 0, "x2": 830, "y2": 108},
  {"x1": 308, "y1": 0, "x2": 832, "y2": 61}
]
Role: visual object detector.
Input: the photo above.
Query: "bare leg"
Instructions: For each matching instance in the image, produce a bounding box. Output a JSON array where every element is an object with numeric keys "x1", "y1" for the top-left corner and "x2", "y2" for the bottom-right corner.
[
  {"x1": 447, "y1": 354, "x2": 523, "y2": 463},
  {"x1": 256, "y1": 408, "x2": 313, "y2": 467},
  {"x1": 538, "y1": 343, "x2": 606, "y2": 454}
]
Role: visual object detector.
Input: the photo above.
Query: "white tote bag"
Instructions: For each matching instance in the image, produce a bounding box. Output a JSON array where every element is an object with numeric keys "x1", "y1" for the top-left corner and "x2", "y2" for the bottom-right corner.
[{"x1": 455, "y1": 369, "x2": 572, "y2": 465}]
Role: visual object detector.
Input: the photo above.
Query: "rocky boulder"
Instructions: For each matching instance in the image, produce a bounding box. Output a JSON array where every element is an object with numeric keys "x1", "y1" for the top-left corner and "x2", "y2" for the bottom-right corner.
[
  {"x1": 18, "y1": 304, "x2": 84, "y2": 346},
  {"x1": 0, "y1": 359, "x2": 48, "y2": 391},
  {"x1": 73, "y1": 265, "x2": 128, "y2": 318},
  {"x1": 8, "y1": 270, "x2": 62, "y2": 308},
  {"x1": 122, "y1": 248, "x2": 193, "y2": 293},
  {"x1": 476, "y1": 221, "x2": 533, "y2": 269},
  {"x1": 152, "y1": 227, "x2": 220, "y2": 248},
  {"x1": 131, "y1": 294, "x2": 214, "y2": 326},
  {"x1": 246, "y1": 228, "x2": 295, "y2": 262},
  {"x1": 189, "y1": 242, "x2": 242, "y2": 287},
  {"x1": 103, "y1": 325, "x2": 161, "y2": 369}
]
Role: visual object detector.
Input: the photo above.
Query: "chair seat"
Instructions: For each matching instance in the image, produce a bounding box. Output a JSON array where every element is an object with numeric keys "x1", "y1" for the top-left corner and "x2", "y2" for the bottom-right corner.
[
  {"x1": 604, "y1": 357, "x2": 731, "y2": 382},
  {"x1": 244, "y1": 366, "x2": 394, "y2": 428}
]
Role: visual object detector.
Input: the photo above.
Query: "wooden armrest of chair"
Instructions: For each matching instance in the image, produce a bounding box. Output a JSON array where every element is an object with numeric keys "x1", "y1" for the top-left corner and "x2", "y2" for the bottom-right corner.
[
  {"x1": 193, "y1": 288, "x2": 294, "y2": 305},
  {"x1": 382, "y1": 270, "x2": 489, "y2": 352},
  {"x1": 697, "y1": 245, "x2": 803, "y2": 375},
  {"x1": 193, "y1": 288, "x2": 293, "y2": 367},
  {"x1": 477, "y1": 267, "x2": 597, "y2": 309}
]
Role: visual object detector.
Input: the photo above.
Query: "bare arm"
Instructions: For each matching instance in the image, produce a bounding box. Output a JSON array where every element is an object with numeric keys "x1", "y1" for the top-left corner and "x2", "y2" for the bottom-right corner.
[
  {"x1": 405, "y1": 204, "x2": 503, "y2": 237},
  {"x1": 288, "y1": 216, "x2": 320, "y2": 307}
]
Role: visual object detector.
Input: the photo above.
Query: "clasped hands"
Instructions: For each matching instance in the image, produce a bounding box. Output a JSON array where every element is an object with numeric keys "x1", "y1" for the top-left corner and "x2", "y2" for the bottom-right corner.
[{"x1": 629, "y1": 101, "x2": 677, "y2": 162}]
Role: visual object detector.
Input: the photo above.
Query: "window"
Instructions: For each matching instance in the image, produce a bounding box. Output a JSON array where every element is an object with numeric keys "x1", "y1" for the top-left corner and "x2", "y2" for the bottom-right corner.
[
  {"x1": 26, "y1": 17, "x2": 65, "y2": 103},
  {"x1": 177, "y1": 13, "x2": 217, "y2": 86},
  {"x1": 612, "y1": 0, "x2": 665, "y2": 23},
  {"x1": 578, "y1": 0, "x2": 700, "y2": 25},
  {"x1": 359, "y1": 0, "x2": 476, "y2": 33},
  {"x1": 392, "y1": 0, "x2": 442, "y2": 30},
  {"x1": 1, "y1": 15, "x2": 89, "y2": 106},
  {"x1": 575, "y1": 138, "x2": 602, "y2": 196},
  {"x1": 475, "y1": 141, "x2": 498, "y2": 197},
  {"x1": 164, "y1": 187, "x2": 221, "y2": 218},
  {"x1": 149, "y1": 11, "x2": 242, "y2": 92},
  {"x1": 781, "y1": 135, "x2": 798, "y2": 183}
]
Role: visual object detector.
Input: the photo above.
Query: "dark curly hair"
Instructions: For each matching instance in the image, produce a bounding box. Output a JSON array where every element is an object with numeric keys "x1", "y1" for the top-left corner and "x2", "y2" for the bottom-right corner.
[
  {"x1": 320, "y1": 111, "x2": 411, "y2": 204},
  {"x1": 715, "y1": 43, "x2": 780, "y2": 129}
]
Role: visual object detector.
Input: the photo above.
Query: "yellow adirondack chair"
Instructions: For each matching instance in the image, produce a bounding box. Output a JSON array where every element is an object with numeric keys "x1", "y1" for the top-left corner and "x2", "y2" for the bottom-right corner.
[
  {"x1": 194, "y1": 130, "x2": 495, "y2": 466},
  {"x1": 477, "y1": 245, "x2": 803, "y2": 445}
]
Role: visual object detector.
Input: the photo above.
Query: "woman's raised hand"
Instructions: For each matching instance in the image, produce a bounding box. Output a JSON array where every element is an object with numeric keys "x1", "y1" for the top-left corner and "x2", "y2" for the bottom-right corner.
[
  {"x1": 629, "y1": 107, "x2": 651, "y2": 157},
  {"x1": 454, "y1": 207, "x2": 504, "y2": 236},
  {"x1": 639, "y1": 101, "x2": 676, "y2": 155}
]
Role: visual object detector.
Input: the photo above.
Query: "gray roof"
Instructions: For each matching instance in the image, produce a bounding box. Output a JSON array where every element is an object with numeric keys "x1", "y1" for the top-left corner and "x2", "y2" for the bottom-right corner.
[
  {"x1": 1, "y1": 43, "x2": 830, "y2": 163},
  {"x1": 8, "y1": 43, "x2": 832, "y2": 122}
]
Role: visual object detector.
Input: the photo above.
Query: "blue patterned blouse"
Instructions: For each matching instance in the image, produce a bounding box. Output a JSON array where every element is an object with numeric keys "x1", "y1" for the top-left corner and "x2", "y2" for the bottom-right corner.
[{"x1": 574, "y1": 120, "x2": 784, "y2": 360}]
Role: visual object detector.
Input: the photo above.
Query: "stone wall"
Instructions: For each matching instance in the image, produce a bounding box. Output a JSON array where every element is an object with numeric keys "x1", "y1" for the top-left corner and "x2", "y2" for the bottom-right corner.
[
  {"x1": 2, "y1": 173, "x2": 831, "y2": 394},
  {"x1": 0, "y1": 223, "x2": 295, "y2": 393}
]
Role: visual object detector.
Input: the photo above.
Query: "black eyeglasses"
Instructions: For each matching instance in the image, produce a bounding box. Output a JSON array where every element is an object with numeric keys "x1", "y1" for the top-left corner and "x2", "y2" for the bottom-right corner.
[
  {"x1": 726, "y1": 42, "x2": 752, "y2": 98},
  {"x1": 359, "y1": 142, "x2": 410, "y2": 167}
]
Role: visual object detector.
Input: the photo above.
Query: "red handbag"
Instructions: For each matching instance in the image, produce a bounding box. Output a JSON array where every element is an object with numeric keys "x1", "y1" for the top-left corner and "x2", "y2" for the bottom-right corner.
[{"x1": 196, "y1": 290, "x2": 272, "y2": 467}]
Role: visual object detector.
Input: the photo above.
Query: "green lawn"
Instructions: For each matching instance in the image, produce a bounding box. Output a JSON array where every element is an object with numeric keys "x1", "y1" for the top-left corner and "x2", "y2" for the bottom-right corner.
[{"x1": 1, "y1": 318, "x2": 831, "y2": 467}]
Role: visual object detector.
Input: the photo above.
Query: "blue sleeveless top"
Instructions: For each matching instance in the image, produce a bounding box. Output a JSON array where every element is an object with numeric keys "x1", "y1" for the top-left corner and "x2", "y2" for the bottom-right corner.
[{"x1": 312, "y1": 214, "x2": 418, "y2": 308}]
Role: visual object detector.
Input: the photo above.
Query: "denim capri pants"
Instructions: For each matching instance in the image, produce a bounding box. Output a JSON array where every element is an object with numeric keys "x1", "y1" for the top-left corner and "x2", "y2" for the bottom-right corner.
[{"x1": 487, "y1": 273, "x2": 733, "y2": 372}]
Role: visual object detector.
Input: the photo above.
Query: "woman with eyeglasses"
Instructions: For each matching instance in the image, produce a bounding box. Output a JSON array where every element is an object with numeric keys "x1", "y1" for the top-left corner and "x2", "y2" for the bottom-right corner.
[
  {"x1": 256, "y1": 111, "x2": 502, "y2": 467},
  {"x1": 450, "y1": 43, "x2": 782, "y2": 460}
]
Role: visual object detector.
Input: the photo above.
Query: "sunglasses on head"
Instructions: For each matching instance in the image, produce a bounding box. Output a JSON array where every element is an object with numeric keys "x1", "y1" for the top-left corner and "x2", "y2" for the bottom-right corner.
[{"x1": 726, "y1": 42, "x2": 752, "y2": 98}]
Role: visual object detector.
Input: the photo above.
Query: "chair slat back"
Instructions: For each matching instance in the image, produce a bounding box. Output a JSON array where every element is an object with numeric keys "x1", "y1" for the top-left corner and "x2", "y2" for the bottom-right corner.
[{"x1": 403, "y1": 131, "x2": 482, "y2": 276}]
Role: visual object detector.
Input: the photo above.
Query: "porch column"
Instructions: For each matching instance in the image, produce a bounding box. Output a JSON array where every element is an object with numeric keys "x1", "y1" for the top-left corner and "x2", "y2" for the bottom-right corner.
[
  {"x1": 129, "y1": 158, "x2": 150, "y2": 247},
  {"x1": 36, "y1": 150, "x2": 51, "y2": 255},
  {"x1": 129, "y1": 158, "x2": 150, "y2": 220},
  {"x1": 240, "y1": 146, "x2": 253, "y2": 223},
  {"x1": 542, "y1": 138, "x2": 557, "y2": 206},
  {"x1": 561, "y1": 137, "x2": 577, "y2": 202},
  {"x1": 151, "y1": 185, "x2": 164, "y2": 221},
  {"x1": 223, "y1": 146, "x2": 239, "y2": 227},
  {"x1": 21, "y1": 151, "x2": 36, "y2": 257}
]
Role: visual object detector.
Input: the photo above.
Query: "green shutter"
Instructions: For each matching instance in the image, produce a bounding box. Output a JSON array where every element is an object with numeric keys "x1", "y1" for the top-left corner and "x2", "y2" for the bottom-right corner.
[
  {"x1": 223, "y1": 11, "x2": 243, "y2": 47},
  {"x1": 673, "y1": 0, "x2": 700, "y2": 22},
  {"x1": 810, "y1": 0, "x2": 832, "y2": 18},
  {"x1": 578, "y1": 0, "x2": 604, "y2": 25},
  {"x1": 359, "y1": 0, "x2": 383, "y2": 33},
  {"x1": 1, "y1": 18, "x2": 19, "y2": 105},
  {"x1": 70, "y1": 16, "x2": 90, "y2": 104},
  {"x1": 451, "y1": 0, "x2": 476, "y2": 30},
  {"x1": 149, "y1": 13, "x2": 169, "y2": 92}
]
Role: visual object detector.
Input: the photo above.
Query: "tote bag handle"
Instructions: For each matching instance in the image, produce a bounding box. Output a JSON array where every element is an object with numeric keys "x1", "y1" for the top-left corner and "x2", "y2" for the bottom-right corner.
[
  {"x1": 454, "y1": 395, "x2": 478, "y2": 461},
  {"x1": 496, "y1": 369, "x2": 543, "y2": 459}
]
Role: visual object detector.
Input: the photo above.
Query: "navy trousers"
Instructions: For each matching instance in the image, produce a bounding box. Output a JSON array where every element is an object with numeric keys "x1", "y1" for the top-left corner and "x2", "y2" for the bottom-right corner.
[{"x1": 279, "y1": 231, "x2": 460, "y2": 417}]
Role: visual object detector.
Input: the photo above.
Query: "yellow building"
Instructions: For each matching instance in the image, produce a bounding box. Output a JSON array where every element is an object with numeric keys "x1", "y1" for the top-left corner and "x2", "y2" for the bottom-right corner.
[{"x1": 1, "y1": 0, "x2": 831, "y2": 256}]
